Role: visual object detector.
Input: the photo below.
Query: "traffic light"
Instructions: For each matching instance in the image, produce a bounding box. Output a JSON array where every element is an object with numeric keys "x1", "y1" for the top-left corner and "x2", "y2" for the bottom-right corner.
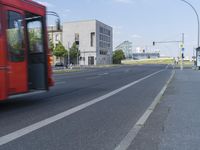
[{"x1": 153, "y1": 41, "x2": 155, "y2": 46}]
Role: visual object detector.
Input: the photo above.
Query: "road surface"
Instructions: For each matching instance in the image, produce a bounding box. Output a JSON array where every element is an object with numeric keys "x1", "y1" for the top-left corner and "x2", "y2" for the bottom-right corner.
[{"x1": 0, "y1": 65, "x2": 173, "y2": 150}]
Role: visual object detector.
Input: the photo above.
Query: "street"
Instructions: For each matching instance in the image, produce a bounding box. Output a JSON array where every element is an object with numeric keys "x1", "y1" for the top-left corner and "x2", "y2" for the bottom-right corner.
[{"x1": 0, "y1": 65, "x2": 173, "y2": 150}]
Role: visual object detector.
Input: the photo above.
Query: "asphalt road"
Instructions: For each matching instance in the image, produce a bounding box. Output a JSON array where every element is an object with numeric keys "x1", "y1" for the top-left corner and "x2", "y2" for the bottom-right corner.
[{"x1": 0, "y1": 65, "x2": 173, "y2": 150}]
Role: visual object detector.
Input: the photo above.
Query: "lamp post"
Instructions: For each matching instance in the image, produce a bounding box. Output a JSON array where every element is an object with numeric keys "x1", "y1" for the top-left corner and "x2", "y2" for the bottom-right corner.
[
  {"x1": 179, "y1": 0, "x2": 200, "y2": 69},
  {"x1": 180, "y1": 0, "x2": 199, "y2": 47}
]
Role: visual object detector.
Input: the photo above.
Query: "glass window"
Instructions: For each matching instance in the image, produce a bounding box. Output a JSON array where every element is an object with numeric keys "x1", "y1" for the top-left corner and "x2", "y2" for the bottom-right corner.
[
  {"x1": 55, "y1": 34, "x2": 59, "y2": 41},
  {"x1": 27, "y1": 20, "x2": 43, "y2": 53},
  {"x1": 75, "y1": 33, "x2": 79, "y2": 42},
  {"x1": 7, "y1": 11, "x2": 25, "y2": 62},
  {"x1": 90, "y1": 32, "x2": 95, "y2": 47}
]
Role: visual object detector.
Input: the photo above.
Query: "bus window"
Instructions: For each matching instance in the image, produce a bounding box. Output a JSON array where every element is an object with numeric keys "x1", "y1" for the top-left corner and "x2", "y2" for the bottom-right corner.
[
  {"x1": 27, "y1": 19, "x2": 43, "y2": 53},
  {"x1": 7, "y1": 11, "x2": 25, "y2": 62}
]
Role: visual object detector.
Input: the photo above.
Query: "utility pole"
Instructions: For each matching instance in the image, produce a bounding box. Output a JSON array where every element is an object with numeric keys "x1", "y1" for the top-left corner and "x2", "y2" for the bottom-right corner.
[
  {"x1": 67, "y1": 42, "x2": 70, "y2": 68},
  {"x1": 77, "y1": 48, "x2": 79, "y2": 66},
  {"x1": 179, "y1": 0, "x2": 200, "y2": 69}
]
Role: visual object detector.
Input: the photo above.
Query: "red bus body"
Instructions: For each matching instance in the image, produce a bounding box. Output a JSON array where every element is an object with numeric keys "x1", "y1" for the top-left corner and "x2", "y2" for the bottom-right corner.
[{"x1": 0, "y1": 0, "x2": 53, "y2": 101}]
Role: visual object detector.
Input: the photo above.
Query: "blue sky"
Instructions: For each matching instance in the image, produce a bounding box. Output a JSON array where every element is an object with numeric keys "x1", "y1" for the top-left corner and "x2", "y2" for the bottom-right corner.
[{"x1": 36, "y1": 0, "x2": 200, "y2": 58}]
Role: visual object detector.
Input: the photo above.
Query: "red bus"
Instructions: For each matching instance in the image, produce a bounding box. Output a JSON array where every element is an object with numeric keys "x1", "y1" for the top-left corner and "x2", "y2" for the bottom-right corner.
[{"x1": 0, "y1": 0, "x2": 54, "y2": 101}]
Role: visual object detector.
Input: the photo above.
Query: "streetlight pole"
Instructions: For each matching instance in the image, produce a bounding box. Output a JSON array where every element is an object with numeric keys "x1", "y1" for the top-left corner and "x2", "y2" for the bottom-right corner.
[
  {"x1": 179, "y1": 0, "x2": 200, "y2": 69},
  {"x1": 180, "y1": 0, "x2": 199, "y2": 47}
]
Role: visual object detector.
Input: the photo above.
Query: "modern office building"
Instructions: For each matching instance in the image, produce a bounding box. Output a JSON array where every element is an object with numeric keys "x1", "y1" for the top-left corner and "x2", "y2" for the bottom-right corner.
[
  {"x1": 63, "y1": 20, "x2": 113, "y2": 65},
  {"x1": 115, "y1": 41, "x2": 132, "y2": 59}
]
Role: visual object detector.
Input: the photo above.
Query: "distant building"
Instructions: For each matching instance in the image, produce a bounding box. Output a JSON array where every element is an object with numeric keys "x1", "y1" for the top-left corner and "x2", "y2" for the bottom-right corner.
[
  {"x1": 48, "y1": 26, "x2": 63, "y2": 47},
  {"x1": 132, "y1": 52, "x2": 160, "y2": 60},
  {"x1": 48, "y1": 26, "x2": 63, "y2": 64},
  {"x1": 62, "y1": 20, "x2": 113, "y2": 65},
  {"x1": 136, "y1": 47, "x2": 145, "y2": 53},
  {"x1": 115, "y1": 41, "x2": 132, "y2": 59}
]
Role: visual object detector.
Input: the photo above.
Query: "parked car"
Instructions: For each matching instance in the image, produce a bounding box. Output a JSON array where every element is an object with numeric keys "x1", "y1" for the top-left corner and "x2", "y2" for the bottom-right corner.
[{"x1": 55, "y1": 62, "x2": 64, "y2": 67}]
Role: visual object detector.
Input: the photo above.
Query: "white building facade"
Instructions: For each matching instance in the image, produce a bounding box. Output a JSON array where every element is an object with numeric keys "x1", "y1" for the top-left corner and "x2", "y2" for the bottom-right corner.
[
  {"x1": 63, "y1": 20, "x2": 113, "y2": 65},
  {"x1": 48, "y1": 26, "x2": 63, "y2": 64}
]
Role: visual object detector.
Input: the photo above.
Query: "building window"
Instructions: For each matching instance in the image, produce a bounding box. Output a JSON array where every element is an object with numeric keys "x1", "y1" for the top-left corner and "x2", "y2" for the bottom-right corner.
[
  {"x1": 100, "y1": 27, "x2": 103, "y2": 33},
  {"x1": 90, "y1": 32, "x2": 95, "y2": 47},
  {"x1": 100, "y1": 50, "x2": 107, "y2": 55},
  {"x1": 75, "y1": 33, "x2": 79, "y2": 45},
  {"x1": 7, "y1": 11, "x2": 25, "y2": 62}
]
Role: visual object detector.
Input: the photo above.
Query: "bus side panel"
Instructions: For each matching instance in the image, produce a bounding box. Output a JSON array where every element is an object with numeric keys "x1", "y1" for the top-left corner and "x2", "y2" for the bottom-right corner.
[{"x1": 0, "y1": 4, "x2": 8, "y2": 101}]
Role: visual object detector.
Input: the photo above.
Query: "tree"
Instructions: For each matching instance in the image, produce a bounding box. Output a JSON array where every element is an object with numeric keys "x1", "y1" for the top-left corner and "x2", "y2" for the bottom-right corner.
[
  {"x1": 113, "y1": 49, "x2": 125, "y2": 64},
  {"x1": 69, "y1": 42, "x2": 80, "y2": 64},
  {"x1": 53, "y1": 41, "x2": 67, "y2": 62}
]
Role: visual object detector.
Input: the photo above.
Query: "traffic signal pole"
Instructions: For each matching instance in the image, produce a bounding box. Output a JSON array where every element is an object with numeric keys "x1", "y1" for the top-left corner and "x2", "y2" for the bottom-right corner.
[{"x1": 153, "y1": 33, "x2": 185, "y2": 70}]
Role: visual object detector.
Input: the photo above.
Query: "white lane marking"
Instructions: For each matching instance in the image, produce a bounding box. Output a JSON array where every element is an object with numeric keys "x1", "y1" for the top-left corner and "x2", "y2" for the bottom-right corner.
[
  {"x1": 0, "y1": 69, "x2": 165, "y2": 146},
  {"x1": 114, "y1": 70, "x2": 175, "y2": 150}
]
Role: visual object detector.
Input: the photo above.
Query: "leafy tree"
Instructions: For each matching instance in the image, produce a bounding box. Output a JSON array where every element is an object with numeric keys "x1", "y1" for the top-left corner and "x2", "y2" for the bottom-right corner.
[
  {"x1": 113, "y1": 49, "x2": 125, "y2": 64},
  {"x1": 69, "y1": 42, "x2": 80, "y2": 64},
  {"x1": 53, "y1": 41, "x2": 67, "y2": 62}
]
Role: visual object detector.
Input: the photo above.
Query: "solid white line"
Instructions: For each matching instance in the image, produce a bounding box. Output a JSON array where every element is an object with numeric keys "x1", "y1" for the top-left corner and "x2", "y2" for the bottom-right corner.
[
  {"x1": 0, "y1": 69, "x2": 165, "y2": 146},
  {"x1": 114, "y1": 70, "x2": 175, "y2": 150}
]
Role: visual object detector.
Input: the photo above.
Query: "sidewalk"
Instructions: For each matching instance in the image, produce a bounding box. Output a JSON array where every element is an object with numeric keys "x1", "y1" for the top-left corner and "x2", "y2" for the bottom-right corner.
[{"x1": 128, "y1": 69, "x2": 200, "y2": 150}]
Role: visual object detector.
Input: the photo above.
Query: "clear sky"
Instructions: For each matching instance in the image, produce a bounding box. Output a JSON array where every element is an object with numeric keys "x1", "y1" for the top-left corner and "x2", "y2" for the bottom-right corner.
[{"x1": 36, "y1": 0, "x2": 200, "y2": 58}]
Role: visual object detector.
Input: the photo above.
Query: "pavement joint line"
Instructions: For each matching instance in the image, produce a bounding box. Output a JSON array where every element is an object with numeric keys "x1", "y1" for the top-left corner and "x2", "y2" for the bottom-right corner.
[
  {"x1": 0, "y1": 69, "x2": 165, "y2": 146},
  {"x1": 86, "y1": 76, "x2": 100, "y2": 80},
  {"x1": 114, "y1": 70, "x2": 175, "y2": 150},
  {"x1": 55, "y1": 81, "x2": 66, "y2": 85}
]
